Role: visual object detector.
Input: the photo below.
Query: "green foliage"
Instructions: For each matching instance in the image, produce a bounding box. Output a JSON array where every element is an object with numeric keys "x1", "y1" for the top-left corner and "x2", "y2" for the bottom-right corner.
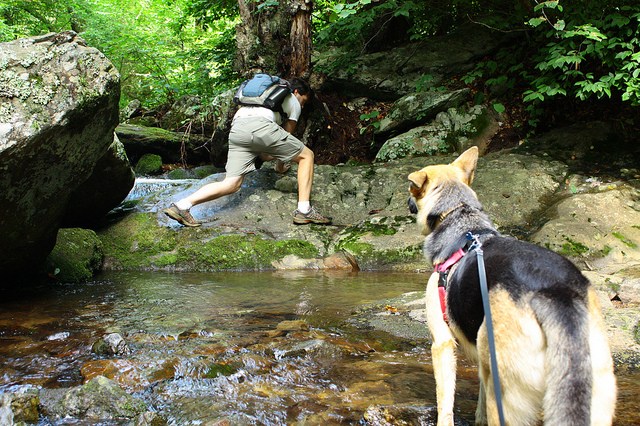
[
  {"x1": 3, "y1": 0, "x2": 640, "y2": 127},
  {"x1": 0, "y1": 0, "x2": 89, "y2": 40},
  {"x1": 313, "y1": 0, "x2": 421, "y2": 74},
  {"x1": 0, "y1": 0, "x2": 239, "y2": 110},
  {"x1": 524, "y1": 4, "x2": 640, "y2": 108},
  {"x1": 78, "y1": 0, "x2": 238, "y2": 109},
  {"x1": 359, "y1": 110, "x2": 381, "y2": 135}
]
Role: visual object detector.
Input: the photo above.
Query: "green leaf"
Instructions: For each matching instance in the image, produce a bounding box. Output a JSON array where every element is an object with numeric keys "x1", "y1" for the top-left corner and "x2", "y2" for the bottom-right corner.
[
  {"x1": 528, "y1": 17, "x2": 546, "y2": 27},
  {"x1": 554, "y1": 20, "x2": 566, "y2": 31},
  {"x1": 492, "y1": 103, "x2": 506, "y2": 113}
]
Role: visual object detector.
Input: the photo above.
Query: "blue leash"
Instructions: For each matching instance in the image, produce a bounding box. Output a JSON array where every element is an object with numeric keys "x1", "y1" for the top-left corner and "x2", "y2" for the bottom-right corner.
[{"x1": 466, "y1": 232, "x2": 506, "y2": 426}]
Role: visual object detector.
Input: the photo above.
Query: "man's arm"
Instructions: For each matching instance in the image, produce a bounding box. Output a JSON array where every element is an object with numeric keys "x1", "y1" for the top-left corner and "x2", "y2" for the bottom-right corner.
[{"x1": 283, "y1": 119, "x2": 297, "y2": 134}]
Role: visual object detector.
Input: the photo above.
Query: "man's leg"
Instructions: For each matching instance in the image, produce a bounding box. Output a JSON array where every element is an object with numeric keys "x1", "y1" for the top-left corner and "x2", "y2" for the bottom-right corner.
[
  {"x1": 292, "y1": 146, "x2": 314, "y2": 205},
  {"x1": 184, "y1": 175, "x2": 244, "y2": 206},
  {"x1": 164, "y1": 175, "x2": 243, "y2": 226},
  {"x1": 290, "y1": 147, "x2": 331, "y2": 225}
]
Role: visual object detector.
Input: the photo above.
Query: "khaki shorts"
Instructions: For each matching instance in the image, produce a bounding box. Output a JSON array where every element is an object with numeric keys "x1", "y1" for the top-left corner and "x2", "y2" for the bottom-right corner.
[{"x1": 225, "y1": 117, "x2": 305, "y2": 177}]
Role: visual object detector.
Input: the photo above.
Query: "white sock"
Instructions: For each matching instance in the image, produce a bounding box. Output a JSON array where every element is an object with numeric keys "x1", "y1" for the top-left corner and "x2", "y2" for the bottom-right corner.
[
  {"x1": 175, "y1": 200, "x2": 193, "y2": 210},
  {"x1": 297, "y1": 201, "x2": 311, "y2": 214}
]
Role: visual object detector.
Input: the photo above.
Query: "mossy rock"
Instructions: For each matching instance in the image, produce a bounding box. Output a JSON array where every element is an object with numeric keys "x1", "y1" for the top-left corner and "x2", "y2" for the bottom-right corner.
[
  {"x1": 193, "y1": 165, "x2": 221, "y2": 179},
  {"x1": 135, "y1": 153, "x2": 163, "y2": 175},
  {"x1": 97, "y1": 212, "x2": 319, "y2": 271},
  {"x1": 46, "y1": 228, "x2": 104, "y2": 283},
  {"x1": 166, "y1": 168, "x2": 193, "y2": 179},
  {"x1": 333, "y1": 216, "x2": 424, "y2": 269}
]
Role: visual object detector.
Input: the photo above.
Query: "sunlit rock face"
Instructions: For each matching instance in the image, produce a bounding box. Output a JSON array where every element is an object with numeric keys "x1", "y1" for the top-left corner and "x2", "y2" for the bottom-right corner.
[{"x1": 0, "y1": 31, "x2": 123, "y2": 281}]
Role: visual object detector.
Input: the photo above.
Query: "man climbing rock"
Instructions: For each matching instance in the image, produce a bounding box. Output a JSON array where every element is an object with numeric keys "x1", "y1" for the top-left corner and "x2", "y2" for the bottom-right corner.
[{"x1": 164, "y1": 76, "x2": 332, "y2": 227}]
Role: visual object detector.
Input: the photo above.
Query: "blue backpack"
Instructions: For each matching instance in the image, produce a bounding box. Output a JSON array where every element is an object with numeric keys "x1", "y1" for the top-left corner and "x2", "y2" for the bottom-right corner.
[{"x1": 233, "y1": 73, "x2": 291, "y2": 111}]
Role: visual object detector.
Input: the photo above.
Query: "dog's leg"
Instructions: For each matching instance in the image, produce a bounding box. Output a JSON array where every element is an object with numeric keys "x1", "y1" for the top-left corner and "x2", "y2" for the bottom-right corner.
[
  {"x1": 587, "y1": 288, "x2": 616, "y2": 425},
  {"x1": 475, "y1": 382, "x2": 487, "y2": 425},
  {"x1": 426, "y1": 272, "x2": 457, "y2": 426}
]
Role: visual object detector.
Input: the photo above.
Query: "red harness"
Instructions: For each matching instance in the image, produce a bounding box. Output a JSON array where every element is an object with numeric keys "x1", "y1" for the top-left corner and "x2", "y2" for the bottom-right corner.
[{"x1": 433, "y1": 248, "x2": 466, "y2": 322}]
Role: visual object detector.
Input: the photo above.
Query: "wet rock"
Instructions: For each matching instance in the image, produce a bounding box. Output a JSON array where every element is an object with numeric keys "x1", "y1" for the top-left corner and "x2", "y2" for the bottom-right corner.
[
  {"x1": 272, "y1": 254, "x2": 324, "y2": 270},
  {"x1": 276, "y1": 338, "x2": 345, "y2": 360},
  {"x1": 135, "y1": 411, "x2": 168, "y2": 426},
  {"x1": 40, "y1": 375, "x2": 147, "y2": 420},
  {"x1": 0, "y1": 388, "x2": 39, "y2": 423},
  {"x1": 324, "y1": 251, "x2": 360, "y2": 271},
  {"x1": 80, "y1": 359, "x2": 149, "y2": 393},
  {"x1": 92, "y1": 332, "x2": 131, "y2": 356},
  {"x1": 276, "y1": 320, "x2": 310, "y2": 332},
  {"x1": 363, "y1": 403, "x2": 470, "y2": 425},
  {"x1": 203, "y1": 362, "x2": 240, "y2": 378},
  {"x1": 0, "y1": 394, "x2": 11, "y2": 426}
]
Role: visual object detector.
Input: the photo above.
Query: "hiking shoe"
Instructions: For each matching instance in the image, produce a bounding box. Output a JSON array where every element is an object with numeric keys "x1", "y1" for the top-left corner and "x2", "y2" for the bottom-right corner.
[
  {"x1": 163, "y1": 203, "x2": 201, "y2": 227},
  {"x1": 274, "y1": 160, "x2": 291, "y2": 174},
  {"x1": 293, "y1": 206, "x2": 332, "y2": 225}
]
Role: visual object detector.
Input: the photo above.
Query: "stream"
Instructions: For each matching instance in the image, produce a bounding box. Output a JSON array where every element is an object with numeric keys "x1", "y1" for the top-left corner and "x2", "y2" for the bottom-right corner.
[{"x1": 0, "y1": 271, "x2": 637, "y2": 425}]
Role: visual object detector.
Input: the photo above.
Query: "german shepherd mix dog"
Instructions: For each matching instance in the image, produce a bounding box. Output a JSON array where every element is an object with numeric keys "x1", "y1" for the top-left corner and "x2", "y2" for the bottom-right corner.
[{"x1": 407, "y1": 147, "x2": 616, "y2": 426}]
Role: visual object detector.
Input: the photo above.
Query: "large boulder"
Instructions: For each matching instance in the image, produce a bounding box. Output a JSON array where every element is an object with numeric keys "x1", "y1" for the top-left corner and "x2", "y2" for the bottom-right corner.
[
  {"x1": 315, "y1": 24, "x2": 513, "y2": 100},
  {"x1": 62, "y1": 133, "x2": 135, "y2": 228},
  {"x1": 374, "y1": 88, "x2": 470, "y2": 140},
  {"x1": 0, "y1": 31, "x2": 120, "y2": 281}
]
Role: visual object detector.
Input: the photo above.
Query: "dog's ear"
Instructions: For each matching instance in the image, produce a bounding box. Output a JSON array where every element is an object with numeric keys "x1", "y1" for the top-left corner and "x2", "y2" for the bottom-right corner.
[
  {"x1": 451, "y1": 146, "x2": 478, "y2": 185},
  {"x1": 408, "y1": 171, "x2": 428, "y2": 196}
]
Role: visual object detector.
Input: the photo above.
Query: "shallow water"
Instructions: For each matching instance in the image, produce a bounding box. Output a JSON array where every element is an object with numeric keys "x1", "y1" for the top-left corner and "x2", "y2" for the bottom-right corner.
[{"x1": 0, "y1": 271, "x2": 637, "y2": 425}]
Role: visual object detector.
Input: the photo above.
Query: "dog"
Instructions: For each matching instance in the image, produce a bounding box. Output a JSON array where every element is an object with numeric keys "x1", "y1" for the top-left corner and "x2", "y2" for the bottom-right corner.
[{"x1": 408, "y1": 147, "x2": 616, "y2": 425}]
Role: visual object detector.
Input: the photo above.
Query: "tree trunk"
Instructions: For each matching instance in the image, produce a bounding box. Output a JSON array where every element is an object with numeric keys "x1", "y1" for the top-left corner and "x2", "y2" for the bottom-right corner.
[
  {"x1": 289, "y1": 0, "x2": 313, "y2": 78},
  {"x1": 235, "y1": 0, "x2": 312, "y2": 79}
]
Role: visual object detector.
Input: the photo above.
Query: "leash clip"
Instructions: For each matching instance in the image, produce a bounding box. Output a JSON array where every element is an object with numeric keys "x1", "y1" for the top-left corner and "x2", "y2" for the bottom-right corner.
[
  {"x1": 465, "y1": 231, "x2": 482, "y2": 252},
  {"x1": 438, "y1": 271, "x2": 448, "y2": 288}
]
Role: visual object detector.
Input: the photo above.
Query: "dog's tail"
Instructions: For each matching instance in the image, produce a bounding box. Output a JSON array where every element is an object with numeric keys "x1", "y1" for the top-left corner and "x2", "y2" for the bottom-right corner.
[{"x1": 531, "y1": 287, "x2": 593, "y2": 426}]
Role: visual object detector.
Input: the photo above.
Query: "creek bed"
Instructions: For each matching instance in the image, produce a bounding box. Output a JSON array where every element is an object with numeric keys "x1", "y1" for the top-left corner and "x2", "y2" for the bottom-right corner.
[{"x1": 0, "y1": 271, "x2": 637, "y2": 424}]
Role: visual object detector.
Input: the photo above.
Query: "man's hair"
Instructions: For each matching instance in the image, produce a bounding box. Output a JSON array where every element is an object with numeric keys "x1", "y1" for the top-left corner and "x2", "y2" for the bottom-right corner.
[{"x1": 290, "y1": 77, "x2": 314, "y2": 101}]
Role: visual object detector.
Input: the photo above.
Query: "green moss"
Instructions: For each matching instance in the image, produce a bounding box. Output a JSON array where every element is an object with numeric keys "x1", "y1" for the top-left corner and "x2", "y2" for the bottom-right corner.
[
  {"x1": 135, "y1": 153, "x2": 163, "y2": 175},
  {"x1": 336, "y1": 216, "x2": 415, "y2": 252},
  {"x1": 341, "y1": 241, "x2": 374, "y2": 257},
  {"x1": 98, "y1": 213, "x2": 179, "y2": 269},
  {"x1": 335, "y1": 216, "x2": 422, "y2": 269},
  {"x1": 167, "y1": 168, "x2": 192, "y2": 179},
  {"x1": 193, "y1": 165, "x2": 220, "y2": 178},
  {"x1": 612, "y1": 232, "x2": 637, "y2": 249},
  {"x1": 154, "y1": 253, "x2": 178, "y2": 267},
  {"x1": 177, "y1": 235, "x2": 319, "y2": 270},
  {"x1": 46, "y1": 228, "x2": 104, "y2": 283},
  {"x1": 558, "y1": 237, "x2": 589, "y2": 257},
  {"x1": 98, "y1": 212, "x2": 319, "y2": 271},
  {"x1": 203, "y1": 362, "x2": 239, "y2": 378},
  {"x1": 604, "y1": 277, "x2": 621, "y2": 294}
]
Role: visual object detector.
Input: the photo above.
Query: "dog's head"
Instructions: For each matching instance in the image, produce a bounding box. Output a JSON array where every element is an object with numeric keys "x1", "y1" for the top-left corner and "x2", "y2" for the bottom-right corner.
[{"x1": 408, "y1": 147, "x2": 479, "y2": 235}]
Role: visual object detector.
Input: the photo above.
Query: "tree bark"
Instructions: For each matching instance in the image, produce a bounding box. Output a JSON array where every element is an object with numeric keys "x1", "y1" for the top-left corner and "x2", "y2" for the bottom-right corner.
[
  {"x1": 288, "y1": 0, "x2": 313, "y2": 78},
  {"x1": 235, "y1": 0, "x2": 312, "y2": 79}
]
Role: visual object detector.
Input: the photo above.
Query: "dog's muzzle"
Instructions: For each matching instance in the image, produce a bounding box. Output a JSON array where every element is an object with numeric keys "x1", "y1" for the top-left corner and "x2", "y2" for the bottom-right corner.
[{"x1": 408, "y1": 197, "x2": 418, "y2": 214}]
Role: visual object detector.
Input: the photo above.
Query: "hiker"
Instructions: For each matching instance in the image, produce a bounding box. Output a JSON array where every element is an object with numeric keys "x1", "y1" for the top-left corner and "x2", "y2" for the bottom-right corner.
[{"x1": 163, "y1": 77, "x2": 332, "y2": 227}]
